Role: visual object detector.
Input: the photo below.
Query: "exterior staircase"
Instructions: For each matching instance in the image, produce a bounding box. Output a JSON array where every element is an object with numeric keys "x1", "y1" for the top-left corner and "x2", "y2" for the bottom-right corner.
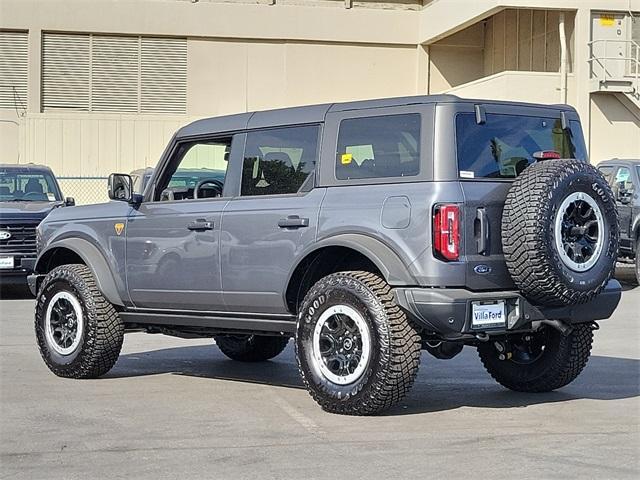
[{"x1": 589, "y1": 39, "x2": 640, "y2": 114}]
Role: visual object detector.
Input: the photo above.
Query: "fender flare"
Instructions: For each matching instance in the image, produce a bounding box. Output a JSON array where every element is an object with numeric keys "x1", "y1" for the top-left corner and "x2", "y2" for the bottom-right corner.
[
  {"x1": 36, "y1": 238, "x2": 124, "y2": 306},
  {"x1": 289, "y1": 233, "x2": 416, "y2": 287}
]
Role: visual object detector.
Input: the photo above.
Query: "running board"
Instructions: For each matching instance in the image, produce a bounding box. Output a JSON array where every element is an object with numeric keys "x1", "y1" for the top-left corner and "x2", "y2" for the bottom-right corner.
[{"x1": 120, "y1": 310, "x2": 297, "y2": 334}]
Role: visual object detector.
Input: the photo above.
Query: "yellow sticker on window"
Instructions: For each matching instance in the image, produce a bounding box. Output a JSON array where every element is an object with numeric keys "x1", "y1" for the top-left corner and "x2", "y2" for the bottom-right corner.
[
  {"x1": 600, "y1": 15, "x2": 615, "y2": 27},
  {"x1": 341, "y1": 153, "x2": 353, "y2": 165}
]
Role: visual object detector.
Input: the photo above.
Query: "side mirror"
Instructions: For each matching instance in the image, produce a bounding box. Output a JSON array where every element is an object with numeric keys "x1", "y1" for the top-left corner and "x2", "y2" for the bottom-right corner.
[
  {"x1": 108, "y1": 173, "x2": 133, "y2": 203},
  {"x1": 64, "y1": 197, "x2": 75, "y2": 207},
  {"x1": 618, "y1": 191, "x2": 632, "y2": 204}
]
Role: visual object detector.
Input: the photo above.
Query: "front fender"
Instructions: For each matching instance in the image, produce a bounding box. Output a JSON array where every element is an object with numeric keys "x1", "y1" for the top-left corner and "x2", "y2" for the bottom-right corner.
[{"x1": 36, "y1": 238, "x2": 124, "y2": 306}]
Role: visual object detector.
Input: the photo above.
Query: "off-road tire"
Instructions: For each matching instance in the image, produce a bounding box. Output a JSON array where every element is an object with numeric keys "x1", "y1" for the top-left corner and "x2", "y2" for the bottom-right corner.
[
  {"x1": 296, "y1": 271, "x2": 422, "y2": 416},
  {"x1": 214, "y1": 335, "x2": 289, "y2": 362},
  {"x1": 502, "y1": 159, "x2": 618, "y2": 306},
  {"x1": 478, "y1": 324, "x2": 594, "y2": 392},
  {"x1": 35, "y1": 264, "x2": 124, "y2": 378}
]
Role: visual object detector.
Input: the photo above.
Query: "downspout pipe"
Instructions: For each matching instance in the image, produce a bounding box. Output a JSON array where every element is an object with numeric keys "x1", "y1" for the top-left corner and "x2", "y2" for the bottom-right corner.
[{"x1": 559, "y1": 12, "x2": 568, "y2": 104}]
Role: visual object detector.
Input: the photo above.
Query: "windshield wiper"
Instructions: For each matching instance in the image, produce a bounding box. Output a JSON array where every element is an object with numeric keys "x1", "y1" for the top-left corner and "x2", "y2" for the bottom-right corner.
[{"x1": 3, "y1": 198, "x2": 34, "y2": 202}]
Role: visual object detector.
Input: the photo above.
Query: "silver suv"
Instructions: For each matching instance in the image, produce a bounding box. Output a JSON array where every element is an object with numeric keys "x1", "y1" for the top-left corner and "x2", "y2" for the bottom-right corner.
[{"x1": 27, "y1": 95, "x2": 621, "y2": 415}]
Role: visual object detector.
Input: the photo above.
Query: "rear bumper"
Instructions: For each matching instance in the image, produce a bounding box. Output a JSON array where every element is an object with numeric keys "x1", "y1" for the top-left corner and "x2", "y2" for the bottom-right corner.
[{"x1": 394, "y1": 280, "x2": 622, "y2": 339}]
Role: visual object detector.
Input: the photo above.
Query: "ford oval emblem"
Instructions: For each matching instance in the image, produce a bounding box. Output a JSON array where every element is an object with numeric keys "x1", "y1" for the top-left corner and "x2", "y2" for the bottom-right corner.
[
  {"x1": 0, "y1": 231, "x2": 11, "y2": 240},
  {"x1": 474, "y1": 264, "x2": 492, "y2": 275}
]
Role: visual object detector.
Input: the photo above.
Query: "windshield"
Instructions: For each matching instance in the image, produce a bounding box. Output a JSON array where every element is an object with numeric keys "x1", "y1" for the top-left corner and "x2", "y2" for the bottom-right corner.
[
  {"x1": 0, "y1": 169, "x2": 62, "y2": 202},
  {"x1": 456, "y1": 113, "x2": 588, "y2": 179}
]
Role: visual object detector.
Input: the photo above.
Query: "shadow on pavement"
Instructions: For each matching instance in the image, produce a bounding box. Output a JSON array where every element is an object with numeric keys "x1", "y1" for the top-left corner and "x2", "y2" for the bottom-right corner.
[
  {"x1": 108, "y1": 344, "x2": 640, "y2": 415},
  {"x1": 0, "y1": 284, "x2": 34, "y2": 300}
]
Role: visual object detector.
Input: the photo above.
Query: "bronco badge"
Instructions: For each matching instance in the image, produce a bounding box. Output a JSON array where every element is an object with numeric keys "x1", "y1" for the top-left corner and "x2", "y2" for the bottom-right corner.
[{"x1": 114, "y1": 223, "x2": 124, "y2": 236}]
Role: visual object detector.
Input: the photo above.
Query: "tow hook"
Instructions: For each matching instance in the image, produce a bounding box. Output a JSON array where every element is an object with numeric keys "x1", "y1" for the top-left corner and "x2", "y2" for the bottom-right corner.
[{"x1": 493, "y1": 341, "x2": 512, "y2": 361}]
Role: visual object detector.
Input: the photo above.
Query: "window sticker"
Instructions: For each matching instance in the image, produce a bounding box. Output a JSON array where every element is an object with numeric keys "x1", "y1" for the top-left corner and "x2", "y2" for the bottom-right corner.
[
  {"x1": 460, "y1": 170, "x2": 475, "y2": 179},
  {"x1": 341, "y1": 153, "x2": 353, "y2": 165},
  {"x1": 47, "y1": 193, "x2": 56, "y2": 201}
]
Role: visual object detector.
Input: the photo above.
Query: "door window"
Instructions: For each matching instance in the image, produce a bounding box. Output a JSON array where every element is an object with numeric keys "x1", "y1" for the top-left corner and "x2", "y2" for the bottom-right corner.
[
  {"x1": 613, "y1": 167, "x2": 634, "y2": 200},
  {"x1": 241, "y1": 125, "x2": 319, "y2": 196},
  {"x1": 154, "y1": 137, "x2": 232, "y2": 201},
  {"x1": 597, "y1": 165, "x2": 615, "y2": 183},
  {"x1": 335, "y1": 114, "x2": 421, "y2": 180}
]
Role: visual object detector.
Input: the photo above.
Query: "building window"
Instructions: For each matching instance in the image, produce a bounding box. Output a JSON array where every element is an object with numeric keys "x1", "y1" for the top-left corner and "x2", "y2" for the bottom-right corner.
[
  {"x1": 0, "y1": 30, "x2": 28, "y2": 111},
  {"x1": 42, "y1": 33, "x2": 187, "y2": 114}
]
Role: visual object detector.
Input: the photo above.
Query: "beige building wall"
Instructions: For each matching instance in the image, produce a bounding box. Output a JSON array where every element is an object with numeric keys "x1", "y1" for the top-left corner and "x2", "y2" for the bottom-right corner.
[{"x1": 1, "y1": 0, "x2": 639, "y2": 200}]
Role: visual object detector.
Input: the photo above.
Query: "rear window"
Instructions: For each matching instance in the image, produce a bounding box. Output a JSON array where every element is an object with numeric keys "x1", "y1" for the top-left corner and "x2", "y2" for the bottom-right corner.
[
  {"x1": 456, "y1": 113, "x2": 588, "y2": 179},
  {"x1": 336, "y1": 114, "x2": 420, "y2": 180}
]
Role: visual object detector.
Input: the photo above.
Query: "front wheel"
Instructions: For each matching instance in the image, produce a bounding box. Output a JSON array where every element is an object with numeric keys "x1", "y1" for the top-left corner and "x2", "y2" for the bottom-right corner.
[
  {"x1": 296, "y1": 271, "x2": 422, "y2": 415},
  {"x1": 477, "y1": 324, "x2": 594, "y2": 392},
  {"x1": 35, "y1": 264, "x2": 124, "y2": 378}
]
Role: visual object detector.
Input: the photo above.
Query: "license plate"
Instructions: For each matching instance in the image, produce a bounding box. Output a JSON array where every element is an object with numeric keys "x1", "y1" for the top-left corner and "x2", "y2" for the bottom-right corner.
[
  {"x1": 0, "y1": 256, "x2": 14, "y2": 269},
  {"x1": 471, "y1": 301, "x2": 506, "y2": 329}
]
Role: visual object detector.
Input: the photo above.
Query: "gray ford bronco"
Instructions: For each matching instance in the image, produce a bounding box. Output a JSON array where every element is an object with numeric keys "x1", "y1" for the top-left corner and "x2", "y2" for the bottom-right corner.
[{"x1": 28, "y1": 95, "x2": 621, "y2": 415}]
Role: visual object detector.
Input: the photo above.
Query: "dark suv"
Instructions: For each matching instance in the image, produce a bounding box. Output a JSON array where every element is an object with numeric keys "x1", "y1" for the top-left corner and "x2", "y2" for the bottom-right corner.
[
  {"x1": 28, "y1": 96, "x2": 621, "y2": 415},
  {"x1": 0, "y1": 164, "x2": 74, "y2": 287},
  {"x1": 598, "y1": 159, "x2": 640, "y2": 283}
]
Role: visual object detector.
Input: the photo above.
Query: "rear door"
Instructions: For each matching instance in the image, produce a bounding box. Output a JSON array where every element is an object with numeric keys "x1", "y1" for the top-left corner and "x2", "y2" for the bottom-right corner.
[
  {"x1": 220, "y1": 124, "x2": 323, "y2": 314},
  {"x1": 450, "y1": 103, "x2": 588, "y2": 291},
  {"x1": 611, "y1": 165, "x2": 635, "y2": 249}
]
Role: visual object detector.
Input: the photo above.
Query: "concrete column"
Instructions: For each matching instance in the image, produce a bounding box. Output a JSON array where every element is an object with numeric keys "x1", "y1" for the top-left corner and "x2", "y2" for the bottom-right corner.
[
  {"x1": 416, "y1": 44, "x2": 430, "y2": 94},
  {"x1": 572, "y1": 7, "x2": 592, "y2": 156},
  {"x1": 27, "y1": 28, "x2": 41, "y2": 114}
]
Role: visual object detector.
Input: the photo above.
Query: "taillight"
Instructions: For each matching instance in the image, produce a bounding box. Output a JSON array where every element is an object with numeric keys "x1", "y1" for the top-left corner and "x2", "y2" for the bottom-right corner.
[{"x1": 433, "y1": 204, "x2": 460, "y2": 261}]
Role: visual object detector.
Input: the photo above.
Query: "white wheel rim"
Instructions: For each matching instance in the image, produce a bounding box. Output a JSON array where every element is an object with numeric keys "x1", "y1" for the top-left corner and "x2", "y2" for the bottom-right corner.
[
  {"x1": 45, "y1": 291, "x2": 84, "y2": 356},
  {"x1": 311, "y1": 305, "x2": 372, "y2": 385},
  {"x1": 554, "y1": 191, "x2": 605, "y2": 272}
]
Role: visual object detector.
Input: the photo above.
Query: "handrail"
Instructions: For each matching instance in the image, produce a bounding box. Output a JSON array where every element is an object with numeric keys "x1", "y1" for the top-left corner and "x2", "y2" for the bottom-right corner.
[{"x1": 588, "y1": 38, "x2": 640, "y2": 98}]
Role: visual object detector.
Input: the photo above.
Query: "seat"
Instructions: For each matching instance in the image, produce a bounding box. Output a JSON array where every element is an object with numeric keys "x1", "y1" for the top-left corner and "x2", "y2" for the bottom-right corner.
[
  {"x1": 0, "y1": 186, "x2": 11, "y2": 195},
  {"x1": 25, "y1": 179, "x2": 44, "y2": 194}
]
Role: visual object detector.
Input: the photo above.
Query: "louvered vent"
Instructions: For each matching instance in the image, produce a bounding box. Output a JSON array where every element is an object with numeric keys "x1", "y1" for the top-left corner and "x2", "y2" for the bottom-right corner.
[
  {"x1": 141, "y1": 37, "x2": 187, "y2": 114},
  {"x1": 42, "y1": 33, "x2": 187, "y2": 114},
  {"x1": 0, "y1": 30, "x2": 29, "y2": 110},
  {"x1": 42, "y1": 33, "x2": 90, "y2": 111}
]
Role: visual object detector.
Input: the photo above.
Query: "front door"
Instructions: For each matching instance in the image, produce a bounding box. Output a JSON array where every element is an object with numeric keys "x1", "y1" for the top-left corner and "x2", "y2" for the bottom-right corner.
[
  {"x1": 612, "y1": 166, "x2": 635, "y2": 250},
  {"x1": 126, "y1": 135, "x2": 238, "y2": 311},
  {"x1": 220, "y1": 124, "x2": 323, "y2": 314}
]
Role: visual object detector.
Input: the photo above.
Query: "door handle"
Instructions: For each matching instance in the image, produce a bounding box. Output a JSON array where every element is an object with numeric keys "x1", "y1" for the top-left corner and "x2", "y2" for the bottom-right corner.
[
  {"x1": 278, "y1": 215, "x2": 309, "y2": 229},
  {"x1": 187, "y1": 219, "x2": 214, "y2": 231},
  {"x1": 476, "y1": 208, "x2": 490, "y2": 255}
]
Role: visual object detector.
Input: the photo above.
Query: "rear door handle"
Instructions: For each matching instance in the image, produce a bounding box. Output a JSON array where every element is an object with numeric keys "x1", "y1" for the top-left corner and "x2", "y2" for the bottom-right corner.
[
  {"x1": 278, "y1": 215, "x2": 309, "y2": 229},
  {"x1": 476, "y1": 208, "x2": 490, "y2": 255},
  {"x1": 187, "y1": 219, "x2": 214, "y2": 231}
]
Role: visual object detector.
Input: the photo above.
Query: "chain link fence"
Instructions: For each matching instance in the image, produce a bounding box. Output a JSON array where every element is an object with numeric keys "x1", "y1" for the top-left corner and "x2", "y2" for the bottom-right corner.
[{"x1": 57, "y1": 177, "x2": 109, "y2": 205}]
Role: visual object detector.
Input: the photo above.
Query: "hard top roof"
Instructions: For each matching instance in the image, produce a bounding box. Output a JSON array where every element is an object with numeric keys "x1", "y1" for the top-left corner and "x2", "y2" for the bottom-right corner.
[
  {"x1": 598, "y1": 158, "x2": 640, "y2": 166},
  {"x1": 177, "y1": 94, "x2": 575, "y2": 138},
  {"x1": 0, "y1": 163, "x2": 54, "y2": 172}
]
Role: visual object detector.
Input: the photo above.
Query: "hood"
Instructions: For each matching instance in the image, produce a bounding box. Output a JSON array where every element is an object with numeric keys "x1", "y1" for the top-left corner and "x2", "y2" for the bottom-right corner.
[{"x1": 0, "y1": 201, "x2": 64, "y2": 221}]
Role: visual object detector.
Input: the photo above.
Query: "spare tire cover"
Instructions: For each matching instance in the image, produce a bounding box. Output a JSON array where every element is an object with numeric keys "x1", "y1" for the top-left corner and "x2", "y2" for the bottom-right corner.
[{"x1": 502, "y1": 159, "x2": 618, "y2": 306}]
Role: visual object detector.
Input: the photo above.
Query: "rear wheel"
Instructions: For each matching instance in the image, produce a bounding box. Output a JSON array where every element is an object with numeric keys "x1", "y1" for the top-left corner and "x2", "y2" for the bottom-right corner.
[
  {"x1": 214, "y1": 335, "x2": 289, "y2": 362},
  {"x1": 35, "y1": 264, "x2": 124, "y2": 378},
  {"x1": 477, "y1": 324, "x2": 594, "y2": 392},
  {"x1": 296, "y1": 271, "x2": 421, "y2": 415}
]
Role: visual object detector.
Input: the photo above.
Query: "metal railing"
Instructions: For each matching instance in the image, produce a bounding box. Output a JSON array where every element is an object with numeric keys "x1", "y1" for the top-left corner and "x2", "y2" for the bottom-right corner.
[
  {"x1": 588, "y1": 39, "x2": 640, "y2": 97},
  {"x1": 57, "y1": 176, "x2": 109, "y2": 205}
]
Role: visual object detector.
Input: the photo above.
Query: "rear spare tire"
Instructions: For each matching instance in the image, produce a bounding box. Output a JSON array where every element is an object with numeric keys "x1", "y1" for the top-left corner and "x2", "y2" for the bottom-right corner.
[{"x1": 502, "y1": 159, "x2": 618, "y2": 306}]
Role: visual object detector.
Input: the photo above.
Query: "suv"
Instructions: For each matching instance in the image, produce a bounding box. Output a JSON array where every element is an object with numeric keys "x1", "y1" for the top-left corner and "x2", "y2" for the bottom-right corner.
[
  {"x1": 598, "y1": 159, "x2": 640, "y2": 283},
  {"x1": 28, "y1": 96, "x2": 621, "y2": 415},
  {"x1": 0, "y1": 164, "x2": 74, "y2": 287}
]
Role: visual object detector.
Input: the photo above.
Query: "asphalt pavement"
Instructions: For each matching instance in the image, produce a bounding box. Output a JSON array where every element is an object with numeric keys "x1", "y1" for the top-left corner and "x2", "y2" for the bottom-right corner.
[{"x1": 1, "y1": 269, "x2": 638, "y2": 479}]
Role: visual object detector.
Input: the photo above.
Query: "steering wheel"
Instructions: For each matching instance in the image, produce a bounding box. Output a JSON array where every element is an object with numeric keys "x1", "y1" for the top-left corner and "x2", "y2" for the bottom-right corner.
[
  {"x1": 194, "y1": 178, "x2": 224, "y2": 199},
  {"x1": 22, "y1": 191, "x2": 46, "y2": 200}
]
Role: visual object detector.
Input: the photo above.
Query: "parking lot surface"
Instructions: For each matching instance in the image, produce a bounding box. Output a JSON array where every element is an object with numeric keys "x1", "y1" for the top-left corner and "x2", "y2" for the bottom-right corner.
[{"x1": 1, "y1": 272, "x2": 639, "y2": 480}]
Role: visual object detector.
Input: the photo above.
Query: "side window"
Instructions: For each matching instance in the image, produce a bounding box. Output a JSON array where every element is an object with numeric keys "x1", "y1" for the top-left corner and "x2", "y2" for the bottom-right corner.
[
  {"x1": 154, "y1": 137, "x2": 232, "y2": 202},
  {"x1": 336, "y1": 114, "x2": 420, "y2": 180},
  {"x1": 597, "y1": 166, "x2": 615, "y2": 183},
  {"x1": 613, "y1": 167, "x2": 634, "y2": 198},
  {"x1": 241, "y1": 125, "x2": 319, "y2": 196}
]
